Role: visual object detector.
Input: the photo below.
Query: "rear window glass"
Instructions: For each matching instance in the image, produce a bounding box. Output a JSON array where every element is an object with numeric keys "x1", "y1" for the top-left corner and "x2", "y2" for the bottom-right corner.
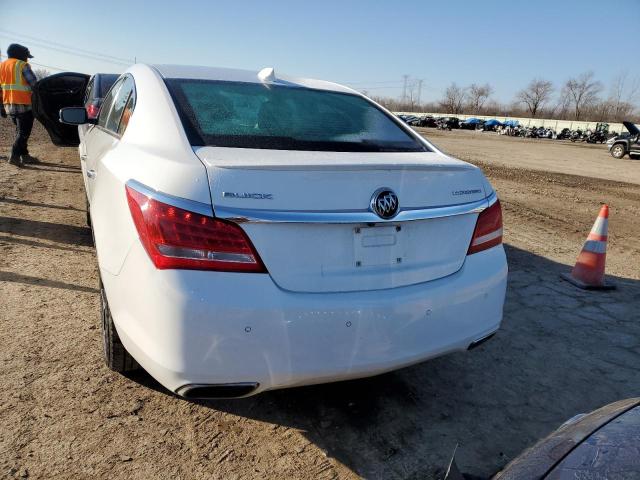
[
  {"x1": 98, "y1": 75, "x2": 119, "y2": 98},
  {"x1": 165, "y1": 79, "x2": 427, "y2": 152}
]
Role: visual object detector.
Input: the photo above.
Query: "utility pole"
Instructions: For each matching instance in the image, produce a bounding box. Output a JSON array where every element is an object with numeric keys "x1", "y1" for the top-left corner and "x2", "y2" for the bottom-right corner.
[
  {"x1": 416, "y1": 79, "x2": 423, "y2": 106},
  {"x1": 402, "y1": 74, "x2": 409, "y2": 104}
]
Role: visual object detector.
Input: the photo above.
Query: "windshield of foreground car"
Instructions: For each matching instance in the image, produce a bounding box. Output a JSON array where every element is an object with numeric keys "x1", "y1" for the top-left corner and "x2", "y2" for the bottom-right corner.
[{"x1": 165, "y1": 79, "x2": 428, "y2": 152}]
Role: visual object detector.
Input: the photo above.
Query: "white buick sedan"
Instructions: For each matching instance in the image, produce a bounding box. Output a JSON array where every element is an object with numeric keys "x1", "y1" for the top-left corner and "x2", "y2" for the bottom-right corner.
[{"x1": 33, "y1": 64, "x2": 507, "y2": 398}]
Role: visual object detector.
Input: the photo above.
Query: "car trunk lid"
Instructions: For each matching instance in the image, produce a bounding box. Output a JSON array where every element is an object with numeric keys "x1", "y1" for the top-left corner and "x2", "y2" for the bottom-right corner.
[{"x1": 195, "y1": 147, "x2": 489, "y2": 293}]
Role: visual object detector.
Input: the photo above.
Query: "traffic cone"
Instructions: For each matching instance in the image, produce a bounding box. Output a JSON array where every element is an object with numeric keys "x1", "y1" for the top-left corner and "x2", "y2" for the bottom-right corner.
[{"x1": 561, "y1": 205, "x2": 615, "y2": 290}]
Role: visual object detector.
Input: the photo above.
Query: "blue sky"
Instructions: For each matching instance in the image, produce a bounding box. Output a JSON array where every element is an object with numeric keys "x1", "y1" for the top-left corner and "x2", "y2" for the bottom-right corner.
[{"x1": 2, "y1": 0, "x2": 638, "y2": 103}]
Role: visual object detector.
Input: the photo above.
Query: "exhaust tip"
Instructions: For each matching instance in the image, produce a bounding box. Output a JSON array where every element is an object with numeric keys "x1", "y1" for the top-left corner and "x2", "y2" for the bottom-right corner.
[
  {"x1": 468, "y1": 332, "x2": 497, "y2": 350},
  {"x1": 177, "y1": 382, "x2": 259, "y2": 399}
]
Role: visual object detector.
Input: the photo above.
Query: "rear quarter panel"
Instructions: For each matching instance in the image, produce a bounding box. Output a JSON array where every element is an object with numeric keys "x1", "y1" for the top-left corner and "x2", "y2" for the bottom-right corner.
[{"x1": 91, "y1": 65, "x2": 211, "y2": 276}]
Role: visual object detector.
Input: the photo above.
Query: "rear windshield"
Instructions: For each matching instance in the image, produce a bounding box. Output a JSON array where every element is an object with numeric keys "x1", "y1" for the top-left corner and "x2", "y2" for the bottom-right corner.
[{"x1": 165, "y1": 79, "x2": 427, "y2": 152}]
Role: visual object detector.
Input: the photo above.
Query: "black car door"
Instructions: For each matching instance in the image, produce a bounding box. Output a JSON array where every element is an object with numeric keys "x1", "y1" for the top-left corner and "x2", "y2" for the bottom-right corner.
[{"x1": 32, "y1": 72, "x2": 90, "y2": 146}]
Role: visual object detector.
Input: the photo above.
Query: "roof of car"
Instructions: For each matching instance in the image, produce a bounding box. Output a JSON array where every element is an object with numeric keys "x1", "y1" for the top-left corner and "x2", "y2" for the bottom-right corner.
[{"x1": 150, "y1": 64, "x2": 357, "y2": 95}]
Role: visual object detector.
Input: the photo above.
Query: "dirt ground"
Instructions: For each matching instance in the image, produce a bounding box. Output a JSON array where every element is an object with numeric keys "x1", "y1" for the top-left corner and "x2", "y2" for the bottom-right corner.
[
  {"x1": 1, "y1": 120, "x2": 639, "y2": 479},
  {"x1": 422, "y1": 127, "x2": 640, "y2": 185}
]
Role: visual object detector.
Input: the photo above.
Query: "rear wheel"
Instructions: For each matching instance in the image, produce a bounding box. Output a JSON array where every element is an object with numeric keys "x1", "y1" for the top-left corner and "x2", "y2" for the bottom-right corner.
[
  {"x1": 86, "y1": 196, "x2": 91, "y2": 228},
  {"x1": 101, "y1": 282, "x2": 138, "y2": 372},
  {"x1": 611, "y1": 144, "x2": 626, "y2": 159}
]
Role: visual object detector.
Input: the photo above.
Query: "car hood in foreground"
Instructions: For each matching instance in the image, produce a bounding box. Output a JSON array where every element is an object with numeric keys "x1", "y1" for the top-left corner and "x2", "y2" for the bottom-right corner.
[{"x1": 493, "y1": 398, "x2": 640, "y2": 479}]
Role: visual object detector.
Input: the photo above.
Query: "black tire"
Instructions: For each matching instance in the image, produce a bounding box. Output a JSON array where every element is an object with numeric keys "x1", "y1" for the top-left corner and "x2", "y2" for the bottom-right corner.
[
  {"x1": 86, "y1": 196, "x2": 91, "y2": 228},
  {"x1": 101, "y1": 282, "x2": 139, "y2": 372},
  {"x1": 611, "y1": 143, "x2": 626, "y2": 159}
]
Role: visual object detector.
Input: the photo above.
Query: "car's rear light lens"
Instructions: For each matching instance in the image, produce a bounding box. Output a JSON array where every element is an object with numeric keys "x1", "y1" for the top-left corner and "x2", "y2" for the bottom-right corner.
[
  {"x1": 467, "y1": 199, "x2": 503, "y2": 255},
  {"x1": 86, "y1": 103, "x2": 100, "y2": 120},
  {"x1": 125, "y1": 185, "x2": 266, "y2": 272}
]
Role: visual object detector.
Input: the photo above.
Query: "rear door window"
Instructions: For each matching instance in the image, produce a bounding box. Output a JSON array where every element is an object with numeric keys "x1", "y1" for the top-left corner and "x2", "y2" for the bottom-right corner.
[
  {"x1": 83, "y1": 77, "x2": 95, "y2": 106},
  {"x1": 117, "y1": 91, "x2": 136, "y2": 136},
  {"x1": 105, "y1": 76, "x2": 134, "y2": 133},
  {"x1": 98, "y1": 77, "x2": 124, "y2": 129},
  {"x1": 98, "y1": 74, "x2": 119, "y2": 98}
]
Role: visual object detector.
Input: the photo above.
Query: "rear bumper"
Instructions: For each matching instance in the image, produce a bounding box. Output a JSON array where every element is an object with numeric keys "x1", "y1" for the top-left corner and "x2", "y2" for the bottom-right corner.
[{"x1": 102, "y1": 243, "x2": 508, "y2": 396}]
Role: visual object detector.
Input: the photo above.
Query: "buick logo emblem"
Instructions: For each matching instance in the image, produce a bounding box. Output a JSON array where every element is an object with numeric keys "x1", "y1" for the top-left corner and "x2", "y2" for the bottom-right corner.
[{"x1": 370, "y1": 188, "x2": 399, "y2": 219}]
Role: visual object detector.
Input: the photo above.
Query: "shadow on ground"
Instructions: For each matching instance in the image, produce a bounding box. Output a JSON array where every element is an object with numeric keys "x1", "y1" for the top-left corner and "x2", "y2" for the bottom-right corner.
[
  {"x1": 0, "y1": 270, "x2": 99, "y2": 294},
  {"x1": 128, "y1": 244, "x2": 640, "y2": 479},
  {"x1": 0, "y1": 216, "x2": 93, "y2": 247},
  {"x1": 0, "y1": 195, "x2": 83, "y2": 212}
]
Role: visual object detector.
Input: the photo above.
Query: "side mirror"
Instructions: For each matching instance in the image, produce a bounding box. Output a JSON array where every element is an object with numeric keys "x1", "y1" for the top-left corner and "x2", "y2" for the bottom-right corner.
[{"x1": 59, "y1": 107, "x2": 95, "y2": 125}]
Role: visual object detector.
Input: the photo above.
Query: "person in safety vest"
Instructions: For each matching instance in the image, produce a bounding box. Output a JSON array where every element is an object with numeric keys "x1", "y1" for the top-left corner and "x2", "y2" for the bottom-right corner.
[{"x1": 0, "y1": 44, "x2": 38, "y2": 167}]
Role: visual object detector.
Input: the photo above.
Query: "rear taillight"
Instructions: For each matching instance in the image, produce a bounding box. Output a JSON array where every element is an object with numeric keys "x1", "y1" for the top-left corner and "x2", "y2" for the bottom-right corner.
[
  {"x1": 467, "y1": 200, "x2": 503, "y2": 255},
  {"x1": 125, "y1": 185, "x2": 266, "y2": 272}
]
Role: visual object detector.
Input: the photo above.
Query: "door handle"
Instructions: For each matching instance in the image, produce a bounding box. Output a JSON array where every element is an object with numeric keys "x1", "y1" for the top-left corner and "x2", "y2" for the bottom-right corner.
[
  {"x1": 80, "y1": 155, "x2": 87, "y2": 161},
  {"x1": 86, "y1": 169, "x2": 97, "y2": 179}
]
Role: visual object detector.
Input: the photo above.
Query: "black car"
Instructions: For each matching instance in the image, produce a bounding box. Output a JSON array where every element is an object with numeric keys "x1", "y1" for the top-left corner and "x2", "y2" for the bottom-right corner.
[
  {"x1": 32, "y1": 72, "x2": 119, "y2": 147},
  {"x1": 493, "y1": 398, "x2": 640, "y2": 479},
  {"x1": 609, "y1": 121, "x2": 640, "y2": 159},
  {"x1": 420, "y1": 116, "x2": 438, "y2": 128},
  {"x1": 437, "y1": 117, "x2": 460, "y2": 130}
]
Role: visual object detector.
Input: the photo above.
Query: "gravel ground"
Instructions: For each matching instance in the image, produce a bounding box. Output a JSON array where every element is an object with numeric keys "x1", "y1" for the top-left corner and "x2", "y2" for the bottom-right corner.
[
  {"x1": 421, "y1": 127, "x2": 640, "y2": 185},
  {"x1": 1, "y1": 120, "x2": 638, "y2": 479}
]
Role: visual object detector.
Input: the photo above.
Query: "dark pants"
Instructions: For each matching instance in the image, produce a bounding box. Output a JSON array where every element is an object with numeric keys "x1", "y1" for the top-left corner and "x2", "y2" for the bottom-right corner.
[{"x1": 9, "y1": 110, "x2": 34, "y2": 159}]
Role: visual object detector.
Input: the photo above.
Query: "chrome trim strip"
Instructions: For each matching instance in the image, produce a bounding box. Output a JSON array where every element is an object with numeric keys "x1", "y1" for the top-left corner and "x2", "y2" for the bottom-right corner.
[
  {"x1": 126, "y1": 179, "x2": 214, "y2": 217},
  {"x1": 217, "y1": 191, "x2": 497, "y2": 224}
]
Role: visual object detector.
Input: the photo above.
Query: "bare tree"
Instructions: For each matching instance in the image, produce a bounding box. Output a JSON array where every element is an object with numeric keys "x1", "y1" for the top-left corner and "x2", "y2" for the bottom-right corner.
[
  {"x1": 562, "y1": 72, "x2": 602, "y2": 120},
  {"x1": 32, "y1": 68, "x2": 51, "y2": 81},
  {"x1": 516, "y1": 79, "x2": 553, "y2": 117},
  {"x1": 439, "y1": 83, "x2": 466, "y2": 114},
  {"x1": 608, "y1": 71, "x2": 639, "y2": 121},
  {"x1": 467, "y1": 83, "x2": 493, "y2": 114}
]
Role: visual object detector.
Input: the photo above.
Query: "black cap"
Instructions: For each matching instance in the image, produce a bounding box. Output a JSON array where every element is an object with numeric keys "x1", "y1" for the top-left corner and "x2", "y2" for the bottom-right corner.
[{"x1": 7, "y1": 43, "x2": 34, "y2": 61}]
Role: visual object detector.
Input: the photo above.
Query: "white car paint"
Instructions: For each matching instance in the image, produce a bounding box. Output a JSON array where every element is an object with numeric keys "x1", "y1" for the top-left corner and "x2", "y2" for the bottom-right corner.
[{"x1": 75, "y1": 64, "x2": 507, "y2": 397}]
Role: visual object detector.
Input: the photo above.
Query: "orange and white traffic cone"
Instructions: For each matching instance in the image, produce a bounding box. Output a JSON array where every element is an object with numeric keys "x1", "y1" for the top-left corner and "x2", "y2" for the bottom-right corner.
[{"x1": 561, "y1": 205, "x2": 615, "y2": 290}]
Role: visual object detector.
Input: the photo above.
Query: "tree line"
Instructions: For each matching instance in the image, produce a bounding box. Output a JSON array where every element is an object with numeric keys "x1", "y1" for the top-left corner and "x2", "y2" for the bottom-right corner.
[{"x1": 373, "y1": 71, "x2": 639, "y2": 123}]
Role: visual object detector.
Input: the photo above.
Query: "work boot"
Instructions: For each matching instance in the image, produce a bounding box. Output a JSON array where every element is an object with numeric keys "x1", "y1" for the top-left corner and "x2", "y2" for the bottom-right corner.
[
  {"x1": 21, "y1": 154, "x2": 40, "y2": 164},
  {"x1": 8, "y1": 155, "x2": 22, "y2": 167}
]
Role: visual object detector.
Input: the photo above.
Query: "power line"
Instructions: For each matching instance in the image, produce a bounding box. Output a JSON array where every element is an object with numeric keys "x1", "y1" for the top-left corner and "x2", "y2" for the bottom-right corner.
[
  {"x1": 0, "y1": 31, "x2": 133, "y2": 66},
  {"x1": 0, "y1": 29, "x2": 133, "y2": 64},
  {"x1": 29, "y1": 61, "x2": 70, "y2": 72},
  {"x1": 351, "y1": 85, "x2": 404, "y2": 91},
  {"x1": 343, "y1": 80, "x2": 405, "y2": 85},
  {"x1": 402, "y1": 74, "x2": 409, "y2": 102}
]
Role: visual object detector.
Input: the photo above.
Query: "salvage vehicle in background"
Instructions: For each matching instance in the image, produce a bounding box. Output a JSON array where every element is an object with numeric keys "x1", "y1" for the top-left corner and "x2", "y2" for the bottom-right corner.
[
  {"x1": 555, "y1": 127, "x2": 572, "y2": 140},
  {"x1": 585, "y1": 122, "x2": 609, "y2": 144},
  {"x1": 437, "y1": 116, "x2": 460, "y2": 130},
  {"x1": 460, "y1": 118, "x2": 483, "y2": 130},
  {"x1": 420, "y1": 115, "x2": 438, "y2": 128},
  {"x1": 609, "y1": 121, "x2": 640, "y2": 159},
  {"x1": 33, "y1": 64, "x2": 507, "y2": 399}
]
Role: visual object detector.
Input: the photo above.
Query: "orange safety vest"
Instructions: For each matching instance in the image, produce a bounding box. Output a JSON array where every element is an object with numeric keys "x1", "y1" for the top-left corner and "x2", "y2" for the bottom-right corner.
[{"x1": 0, "y1": 58, "x2": 32, "y2": 105}]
